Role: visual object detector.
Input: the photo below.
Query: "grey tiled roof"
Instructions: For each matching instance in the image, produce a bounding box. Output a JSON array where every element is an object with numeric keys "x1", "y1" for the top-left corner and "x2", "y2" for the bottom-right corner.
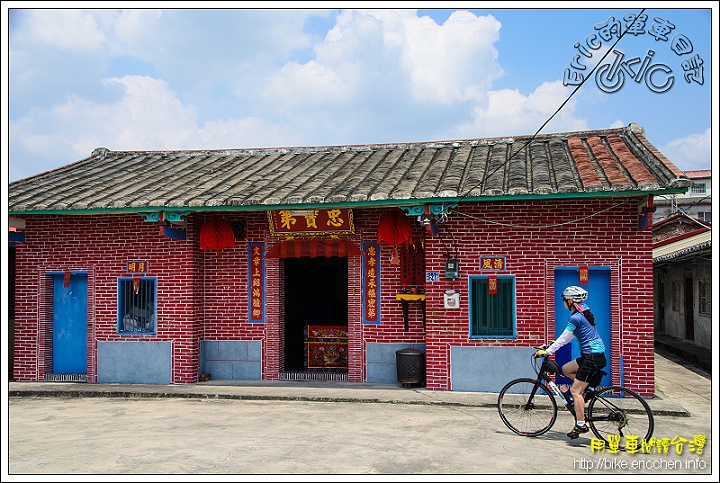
[{"x1": 8, "y1": 123, "x2": 690, "y2": 214}]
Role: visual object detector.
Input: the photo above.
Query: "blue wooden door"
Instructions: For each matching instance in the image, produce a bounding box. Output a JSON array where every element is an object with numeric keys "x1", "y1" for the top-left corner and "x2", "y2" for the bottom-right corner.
[
  {"x1": 53, "y1": 273, "x2": 88, "y2": 374},
  {"x1": 554, "y1": 268, "x2": 611, "y2": 387}
]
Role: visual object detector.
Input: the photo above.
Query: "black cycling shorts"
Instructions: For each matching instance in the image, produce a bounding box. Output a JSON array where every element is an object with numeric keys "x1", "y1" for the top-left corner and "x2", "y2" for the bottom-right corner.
[{"x1": 575, "y1": 352, "x2": 607, "y2": 383}]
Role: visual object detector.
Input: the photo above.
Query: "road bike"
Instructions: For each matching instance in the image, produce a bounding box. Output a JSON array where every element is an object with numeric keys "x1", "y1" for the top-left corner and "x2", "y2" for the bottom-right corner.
[{"x1": 497, "y1": 345, "x2": 654, "y2": 450}]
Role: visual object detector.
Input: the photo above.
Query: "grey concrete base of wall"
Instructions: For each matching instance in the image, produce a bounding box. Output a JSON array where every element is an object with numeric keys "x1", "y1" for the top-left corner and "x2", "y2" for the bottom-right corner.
[
  {"x1": 451, "y1": 346, "x2": 537, "y2": 392},
  {"x1": 200, "y1": 340, "x2": 262, "y2": 381},
  {"x1": 366, "y1": 342, "x2": 426, "y2": 384},
  {"x1": 98, "y1": 341, "x2": 172, "y2": 384}
]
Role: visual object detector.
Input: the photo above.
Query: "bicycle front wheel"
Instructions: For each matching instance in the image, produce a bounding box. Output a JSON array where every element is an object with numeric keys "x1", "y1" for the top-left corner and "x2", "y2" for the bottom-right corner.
[
  {"x1": 498, "y1": 378, "x2": 558, "y2": 436},
  {"x1": 587, "y1": 385, "x2": 654, "y2": 450}
]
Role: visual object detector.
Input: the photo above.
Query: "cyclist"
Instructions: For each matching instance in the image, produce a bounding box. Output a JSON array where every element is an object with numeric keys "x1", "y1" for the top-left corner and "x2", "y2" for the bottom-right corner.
[{"x1": 535, "y1": 286, "x2": 607, "y2": 439}]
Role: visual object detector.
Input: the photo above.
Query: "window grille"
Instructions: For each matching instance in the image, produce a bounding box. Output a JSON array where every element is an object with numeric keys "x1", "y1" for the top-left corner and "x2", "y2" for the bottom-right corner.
[
  {"x1": 118, "y1": 278, "x2": 156, "y2": 333},
  {"x1": 671, "y1": 280, "x2": 681, "y2": 312},
  {"x1": 699, "y1": 278, "x2": 711, "y2": 315},
  {"x1": 690, "y1": 183, "x2": 706, "y2": 195}
]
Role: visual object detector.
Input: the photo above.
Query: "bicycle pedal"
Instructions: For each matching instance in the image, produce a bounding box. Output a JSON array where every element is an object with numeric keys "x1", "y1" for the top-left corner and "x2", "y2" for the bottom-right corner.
[{"x1": 567, "y1": 424, "x2": 589, "y2": 439}]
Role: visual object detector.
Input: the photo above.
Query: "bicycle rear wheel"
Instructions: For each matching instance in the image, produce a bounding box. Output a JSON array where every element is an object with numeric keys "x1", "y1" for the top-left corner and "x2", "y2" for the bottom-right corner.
[
  {"x1": 498, "y1": 378, "x2": 557, "y2": 436},
  {"x1": 587, "y1": 385, "x2": 654, "y2": 450}
]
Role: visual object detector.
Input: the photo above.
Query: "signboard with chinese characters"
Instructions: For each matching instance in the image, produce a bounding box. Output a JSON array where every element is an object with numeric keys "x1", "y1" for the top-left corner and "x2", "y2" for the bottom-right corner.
[
  {"x1": 480, "y1": 256, "x2": 506, "y2": 271},
  {"x1": 127, "y1": 260, "x2": 148, "y2": 273},
  {"x1": 248, "y1": 243, "x2": 265, "y2": 323},
  {"x1": 363, "y1": 242, "x2": 380, "y2": 324},
  {"x1": 268, "y1": 209, "x2": 355, "y2": 237}
]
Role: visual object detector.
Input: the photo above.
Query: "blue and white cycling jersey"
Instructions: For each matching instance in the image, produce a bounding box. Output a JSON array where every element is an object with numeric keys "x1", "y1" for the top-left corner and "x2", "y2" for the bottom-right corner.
[
  {"x1": 548, "y1": 305, "x2": 605, "y2": 355},
  {"x1": 564, "y1": 308, "x2": 605, "y2": 354}
]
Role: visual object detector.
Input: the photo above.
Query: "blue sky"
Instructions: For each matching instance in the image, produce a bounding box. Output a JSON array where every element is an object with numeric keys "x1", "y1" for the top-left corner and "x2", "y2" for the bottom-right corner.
[{"x1": 3, "y1": 4, "x2": 716, "y2": 183}]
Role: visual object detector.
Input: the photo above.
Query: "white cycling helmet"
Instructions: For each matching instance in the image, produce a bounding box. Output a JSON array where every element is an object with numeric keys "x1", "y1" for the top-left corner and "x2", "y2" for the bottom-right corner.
[{"x1": 562, "y1": 285, "x2": 588, "y2": 304}]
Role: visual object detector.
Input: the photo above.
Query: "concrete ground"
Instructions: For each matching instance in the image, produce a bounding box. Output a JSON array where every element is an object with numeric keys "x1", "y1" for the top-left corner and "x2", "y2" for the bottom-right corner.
[{"x1": 6, "y1": 352, "x2": 715, "y2": 477}]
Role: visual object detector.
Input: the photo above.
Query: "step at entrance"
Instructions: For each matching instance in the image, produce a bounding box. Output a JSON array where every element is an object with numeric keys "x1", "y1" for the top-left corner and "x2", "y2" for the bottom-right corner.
[
  {"x1": 279, "y1": 371, "x2": 347, "y2": 382},
  {"x1": 44, "y1": 373, "x2": 87, "y2": 382}
]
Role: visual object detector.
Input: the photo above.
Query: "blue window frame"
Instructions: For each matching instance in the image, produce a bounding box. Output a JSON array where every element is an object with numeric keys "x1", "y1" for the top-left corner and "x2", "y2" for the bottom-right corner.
[
  {"x1": 469, "y1": 275, "x2": 516, "y2": 338},
  {"x1": 118, "y1": 277, "x2": 157, "y2": 334}
]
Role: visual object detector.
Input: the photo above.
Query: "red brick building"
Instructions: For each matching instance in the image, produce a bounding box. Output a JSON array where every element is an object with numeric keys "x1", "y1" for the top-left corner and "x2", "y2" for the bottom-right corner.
[{"x1": 8, "y1": 124, "x2": 690, "y2": 397}]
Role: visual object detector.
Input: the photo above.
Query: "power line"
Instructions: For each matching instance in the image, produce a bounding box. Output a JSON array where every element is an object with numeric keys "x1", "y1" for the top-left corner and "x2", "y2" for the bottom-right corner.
[
  {"x1": 454, "y1": 200, "x2": 630, "y2": 230},
  {"x1": 658, "y1": 192, "x2": 712, "y2": 228},
  {"x1": 453, "y1": 8, "x2": 647, "y2": 206}
]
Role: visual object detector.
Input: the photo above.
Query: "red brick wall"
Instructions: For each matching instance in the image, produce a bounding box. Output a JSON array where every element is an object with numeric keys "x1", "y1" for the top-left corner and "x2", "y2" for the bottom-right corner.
[
  {"x1": 13, "y1": 195, "x2": 655, "y2": 396},
  {"x1": 415, "y1": 197, "x2": 655, "y2": 396},
  {"x1": 14, "y1": 213, "x2": 200, "y2": 383}
]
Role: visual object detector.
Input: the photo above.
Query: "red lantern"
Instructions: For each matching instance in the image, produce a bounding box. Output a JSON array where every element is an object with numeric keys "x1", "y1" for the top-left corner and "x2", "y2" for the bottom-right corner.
[
  {"x1": 377, "y1": 210, "x2": 413, "y2": 266},
  {"x1": 199, "y1": 217, "x2": 236, "y2": 251},
  {"x1": 377, "y1": 210, "x2": 412, "y2": 245}
]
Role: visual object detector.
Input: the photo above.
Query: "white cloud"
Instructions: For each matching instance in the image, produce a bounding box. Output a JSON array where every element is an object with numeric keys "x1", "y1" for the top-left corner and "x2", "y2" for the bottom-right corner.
[
  {"x1": 8, "y1": 72, "x2": 300, "y2": 181},
  {"x1": 100, "y1": 76, "x2": 199, "y2": 149},
  {"x1": 22, "y1": 9, "x2": 107, "y2": 51},
  {"x1": 7, "y1": 8, "x2": 710, "y2": 182},
  {"x1": 195, "y1": 118, "x2": 295, "y2": 149},
  {"x1": 10, "y1": 75, "x2": 199, "y2": 168},
  {"x1": 660, "y1": 129, "x2": 711, "y2": 172},
  {"x1": 110, "y1": 9, "x2": 317, "y2": 84},
  {"x1": 262, "y1": 60, "x2": 355, "y2": 108},
  {"x1": 403, "y1": 10, "x2": 502, "y2": 103},
  {"x1": 263, "y1": 9, "x2": 502, "y2": 110},
  {"x1": 111, "y1": 9, "x2": 164, "y2": 55},
  {"x1": 455, "y1": 80, "x2": 588, "y2": 138}
]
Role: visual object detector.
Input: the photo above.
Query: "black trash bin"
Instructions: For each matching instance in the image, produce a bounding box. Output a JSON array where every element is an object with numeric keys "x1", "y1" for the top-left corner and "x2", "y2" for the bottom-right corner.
[{"x1": 395, "y1": 348, "x2": 426, "y2": 388}]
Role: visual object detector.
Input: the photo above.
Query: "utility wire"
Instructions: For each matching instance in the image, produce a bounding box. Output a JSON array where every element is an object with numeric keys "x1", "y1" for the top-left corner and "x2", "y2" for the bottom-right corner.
[
  {"x1": 454, "y1": 200, "x2": 630, "y2": 229},
  {"x1": 430, "y1": 10, "x2": 647, "y2": 245},
  {"x1": 657, "y1": 193, "x2": 712, "y2": 229},
  {"x1": 452, "y1": 8, "x2": 647, "y2": 207}
]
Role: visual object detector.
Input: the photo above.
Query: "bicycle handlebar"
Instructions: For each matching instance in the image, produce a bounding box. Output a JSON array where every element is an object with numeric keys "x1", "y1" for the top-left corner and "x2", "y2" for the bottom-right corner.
[{"x1": 531, "y1": 343, "x2": 554, "y2": 360}]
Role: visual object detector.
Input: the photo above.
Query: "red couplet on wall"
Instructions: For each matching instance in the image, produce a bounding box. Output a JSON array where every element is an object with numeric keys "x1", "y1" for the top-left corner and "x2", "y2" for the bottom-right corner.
[
  {"x1": 488, "y1": 275, "x2": 497, "y2": 294},
  {"x1": 579, "y1": 265, "x2": 589, "y2": 285}
]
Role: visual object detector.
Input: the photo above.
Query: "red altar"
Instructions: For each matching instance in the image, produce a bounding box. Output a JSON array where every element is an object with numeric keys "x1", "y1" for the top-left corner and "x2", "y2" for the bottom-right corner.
[{"x1": 304, "y1": 325, "x2": 348, "y2": 371}]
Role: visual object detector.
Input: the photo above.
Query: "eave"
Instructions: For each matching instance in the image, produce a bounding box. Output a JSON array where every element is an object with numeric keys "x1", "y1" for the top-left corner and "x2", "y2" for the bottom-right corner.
[{"x1": 8, "y1": 187, "x2": 688, "y2": 217}]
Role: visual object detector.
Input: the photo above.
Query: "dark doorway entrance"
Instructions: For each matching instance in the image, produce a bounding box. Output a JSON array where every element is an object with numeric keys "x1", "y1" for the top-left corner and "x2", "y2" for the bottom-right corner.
[{"x1": 284, "y1": 257, "x2": 348, "y2": 371}]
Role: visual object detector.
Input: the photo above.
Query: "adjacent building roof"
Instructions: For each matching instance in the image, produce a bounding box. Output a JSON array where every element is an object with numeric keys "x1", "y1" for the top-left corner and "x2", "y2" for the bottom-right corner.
[
  {"x1": 652, "y1": 211, "x2": 711, "y2": 263},
  {"x1": 9, "y1": 123, "x2": 691, "y2": 215},
  {"x1": 653, "y1": 229, "x2": 712, "y2": 263},
  {"x1": 683, "y1": 169, "x2": 711, "y2": 179},
  {"x1": 652, "y1": 212, "x2": 710, "y2": 242}
]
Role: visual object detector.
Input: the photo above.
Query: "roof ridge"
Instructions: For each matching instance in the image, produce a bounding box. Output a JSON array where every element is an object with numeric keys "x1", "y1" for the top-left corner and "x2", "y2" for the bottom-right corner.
[{"x1": 84, "y1": 126, "x2": 633, "y2": 158}]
